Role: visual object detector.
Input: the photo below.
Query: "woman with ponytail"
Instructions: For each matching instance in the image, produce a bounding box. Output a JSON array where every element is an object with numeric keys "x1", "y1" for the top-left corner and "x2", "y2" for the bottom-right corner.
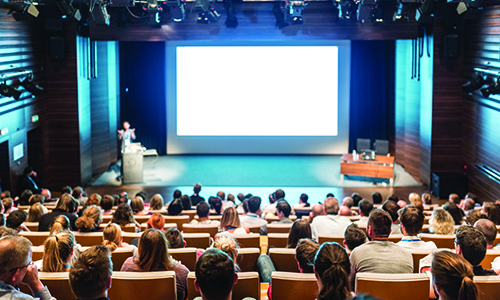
[
  {"x1": 102, "y1": 223, "x2": 137, "y2": 255},
  {"x1": 432, "y1": 251, "x2": 478, "y2": 300},
  {"x1": 41, "y1": 230, "x2": 76, "y2": 272},
  {"x1": 49, "y1": 215, "x2": 70, "y2": 235},
  {"x1": 314, "y1": 242, "x2": 352, "y2": 300},
  {"x1": 75, "y1": 205, "x2": 103, "y2": 232}
]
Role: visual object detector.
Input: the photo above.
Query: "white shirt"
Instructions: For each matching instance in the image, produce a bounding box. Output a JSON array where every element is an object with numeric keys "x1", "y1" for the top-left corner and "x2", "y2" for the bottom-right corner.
[
  {"x1": 397, "y1": 236, "x2": 437, "y2": 250},
  {"x1": 240, "y1": 213, "x2": 268, "y2": 235},
  {"x1": 311, "y1": 214, "x2": 352, "y2": 241},
  {"x1": 354, "y1": 216, "x2": 369, "y2": 227}
]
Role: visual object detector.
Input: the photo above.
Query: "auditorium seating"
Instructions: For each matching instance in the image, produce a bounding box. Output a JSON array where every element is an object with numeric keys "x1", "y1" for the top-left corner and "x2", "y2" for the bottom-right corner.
[
  {"x1": 267, "y1": 233, "x2": 289, "y2": 248},
  {"x1": 493, "y1": 234, "x2": 500, "y2": 247},
  {"x1": 169, "y1": 247, "x2": 198, "y2": 271},
  {"x1": 109, "y1": 248, "x2": 135, "y2": 271},
  {"x1": 480, "y1": 249, "x2": 500, "y2": 270},
  {"x1": 230, "y1": 234, "x2": 260, "y2": 249},
  {"x1": 139, "y1": 222, "x2": 177, "y2": 232},
  {"x1": 419, "y1": 233, "x2": 455, "y2": 249},
  {"x1": 24, "y1": 222, "x2": 39, "y2": 231},
  {"x1": 266, "y1": 223, "x2": 293, "y2": 234},
  {"x1": 121, "y1": 232, "x2": 142, "y2": 244},
  {"x1": 247, "y1": 225, "x2": 261, "y2": 234},
  {"x1": 269, "y1": 248, "x2": 299, "y2": 272},
  {"x1": 408, "y1": 249, "x2": 434, "y2": 273},
  {"x1": 237, "y1": 248, "x2": 260, "y2": 272},
  {"x1": 132, "y1": 215, "x2": 152, "y2": 223},
  {"x1": 270, "y1": 271, "x2": 317, "y2": 300},
  {"x1": 355, "y1": 273, "x2": 430, "y2": 300},
  {"x1": 264, "y1": 215, "x2": 297, "y2": 224},
  {"x1": 108, "y1": 271, "x2": 177, "y2": 300},
  {"x1": 182, "y1": 223, "x2": 219, "y2": 238},
  {"x1": 102, "y1": 215, "x2": 113, "y2": 223},
  {"x1": 187, "y1": 271, "x2": 260, "y2": 300},
  {"x1": 348, "y1": 216, "x2": 361, "y2": 222},
  {"x1": 73, "y1": 232, "x2": 106, "y2": 246},
  {"x1": 121, "y1": 224, "x2": 140, "y2": 233},
  {"x1": 32, "y1": 245, "x2": 44, "y2": 261},
  {"x1": 181, "y1": 210, "x2": 197, "y2": 221},
  {"x1": 474, "y1": 275, "x2": 500, "y2": 300},
  {"x1": 194, "y1": 215, "x2": 223, "y2": 221},
  {"x1": 318, "y1": 234, "x2": 344, "y2": 245},
  {"x1": 163, "y1": 215, "x2": 190, "y2": 230},
  {"x1": 183, "y1": 233, "x2": 212, "y2": 249},
  {"x1": 19, "y1": 272, "x2": 75, "y2": 300},
  {"x1": 20, "y1": 231, "x2": 49, "y2": 246}
]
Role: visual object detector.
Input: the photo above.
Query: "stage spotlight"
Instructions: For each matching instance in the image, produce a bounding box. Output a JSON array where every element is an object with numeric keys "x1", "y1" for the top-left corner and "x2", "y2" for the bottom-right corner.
[
  {"x1": 273, "y1": 4, "x2": 288, "y2": 28},
  {"x1": 415, "y1": 0, "x2": 433, "y2": 24},
  {"x1": 335, "y1": 0, "x2": 357, "y2": 21},
  {"x1": 85, "y1": 0, "x2": 110, "y2": 25},
  {"x1": 167, "y1": 0, "x2": 186, "y2": 22},
  {"x1": 0, "y1": 83, "x2": 23, "y2": 101},
  {"x1": 56, "y1": 0, "x2": 82, "y2": 21},
  {"x1": 463, "y1": 72, "x2": 486, "y2": 93},
  {"x1": 20, "y1": 76, "x2": 44, "y2": 96},
  {"x1": 196, "y1": 0, "x2": 220, "y2": 23},
  {"x1": 6, "y1": 0, "x2": 40, "y2": 21},
  {"x1": 480, "y1": 81, "x2": 500, "y2": 98},
  {"x1": 145, "y1": 0, "x2": 163, "y2": 26},
  {"x1": 284, "y1": 0, "x2": 308, "y2": 25}
]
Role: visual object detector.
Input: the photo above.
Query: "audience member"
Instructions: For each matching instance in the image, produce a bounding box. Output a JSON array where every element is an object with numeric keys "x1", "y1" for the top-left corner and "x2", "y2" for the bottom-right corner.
[
  {"x1": 448, "y1": 193, "x2": 461, "y2": 205},
  {"x1": 118, "y1": 192, "x2": 129, "y2": 205},
  {"x1": 408, "y1": 193, "x2": 420, "y2": 204},
  {"x1": 146, "y1": 213, "x2": 166, "y2": 231},
  {"x1": 0, "y1": 215, "x2": 4, "y2": 227},
  {"x1": 0, "y1": 191, "x2": 10, "y2": 200},
  {"x1": 428, "y1": 209, "x2": 455, "y2": 235},
  {"x1": 85, "y1": 193, "x2": 101, "y2": 207},
  {"x1": 342, "y1": 197, "x2": 354, "y2": 209},
  {"x1": 190, "y1": 183, "x2": 205, "y2": 206},
  {"x1": 381, "y1": 200, "x2": 402, "y2": 235},
  {"x1": 180, "y1": 194, "x2": 193, "y2": 210},
  {"x1": 190, "y1": 202, "x2": 220, "y2": 228},
  {"x1": 121, "y1": 229, "x2": 189, "y2": 300},
  {"x1": 474, "y1": 219, "x2": 497, "y2": 249},
  {"x1": 112, "y1": 203, "x2": 139, "y2": 232},
  {"x1": 287, "y1": 220, "x2": 312, "y2": 248},
  {"x1": 6, "y1": 210, "x2": 29, "y2": 232},
  {"x1": 221, "y1": 192, "x2": 235, "y2": 209},
  {"x1": 18, "y1": 190, "x2": 33, "y2": 207},
  {"x1": 38, "y1": 193, "x2": 79, "y2": 231},
  {"x1": 355, "y1": 199, "x2": 373, "y2": 227},
  {"x1": 100, "y1": 195, "x2": 114, "y2": 215},
  {"x1": 69, "y1": 245, "x2": 112, "y2": 300},
  {"x1": 293, "y1": 193, "x2": 310, "y2": 210},
  {"x1": 41, "y1": 189, "x2": 55, "y2": 202},
  {"x1": 0, "y1": 226, "x2": 17, "y2": 237},
  {"x1": 102, "y1": 223, "x2": 136, "y2": 255},
  {"x1": 422, "y1": 193, "x2": 432, "y2": 205},
  {"x1": 75, "y1": 205, "x2": 103, "y2": 232},
  {"x1": 73, "y1": 186, "x2": 88, "y2": 206},
  {"x1": 149, "y1": 194, "x2": 165, "y2": 210},
  {"x1": 17, "y1": 166, "x2": 42, "y2": 196},
  {"x1": 349, "y1": 209, "x2": 413, "y2": 286},
  {"x1": 164, "y1": 227, "x2": 186, "y2": 248},
  {"x1": 273, "y1": 200, "x2": 292, "y2": 224},
  {"x1": 314, "y1": 242, "x2": 352, "y2": 300},
  {"x1": 26, "y1": 203, "x2": 44, "y2": 223},
  {"x1": 397, "y1": 206, "x2": 437, "y2": 250},
  {"x1": 240, "y1": 196, "x2": 267, "y2": 235},
  {"x1": 2, "y1": 198, "x2": 17, "y2": 214},
  {"x1": 130, "y1": 197, "x2": 147, "y2": 215},
  {"x1": 455, "y1": 225, "x2": 496, "y2": 276},
  {"x1": 487, "y1": 203, "x2": 500, "y2": 225},
  {"x1": 168, "y1": 199, "x2": 184, "y2": 216},
  {"x1": 219, "y1": 207, "x2": 249, "y2": 235},
  {"x1": 432, "y1": 251, "x2": 478, "y2": 300},
  {"x1": 213, "y1": 235, "x2": 240, "y2": 271},
  {"x1": 41, "y1": 230, "x2": 76, "y2": 272},
  {"x1": 344, "y1": 223, "x2": 366, "y2": 251},
  {"x1": 372, "y1": 192, "x2": 383, "y2": 205},
  {"x1": 466, "y1": 210, "x2": 487, "y2": 226},
  {"x1": 311, "y1": 197, "x2": 351, "y2": 241},
  {"x1": 443, "y1": 202, "x2": 465, "y2": 226},
  {"x1": 307, "y1": 203, "x2": 324, "y2": 223},
  {"x1": 0, "y1": 236, "x2": 55, "y2": 299},
  {"x1": 28, "y1": 195, "x2": 48, "y2": 214},
  {"x1": 135, "y1": 191, "x2": 147, "y2": 202},
  {"x1": 465, "y1": 192, "x2": 479, "y2": 204},
  {"x1": 209, "y1": 196, "x2": 223, "y2": 215},
  {"x1": 296, "y1": 238, "x2": 319, "y2": 273},
  {"x1": 173, "y1": 189, "x2": 182, "y2": 200},
  {"x1": 339, "y1": 206, "x2": 353, "y2": 216},
  {"x1": 351, "y1": 193, "x2": 362, "y2": 206},
  {"x1": 411, "y1": 200, "x2": 424, "y2": 212}
]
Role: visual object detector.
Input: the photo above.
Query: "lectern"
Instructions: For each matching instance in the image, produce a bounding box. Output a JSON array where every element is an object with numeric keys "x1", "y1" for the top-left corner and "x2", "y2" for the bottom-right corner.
[{"x1": 122, "y1": 143, "x2": 143, "y2": 184}]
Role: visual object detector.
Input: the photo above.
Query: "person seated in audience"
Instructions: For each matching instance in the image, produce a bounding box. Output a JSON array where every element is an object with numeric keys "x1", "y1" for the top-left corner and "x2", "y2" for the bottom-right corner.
[
  {"x1": 354, "y1": 199, "x2": 373, "y2": 228},
  {"x1": 27, "y1": 203, "x2": 44, "y2": 223},
  {"x1": 172, "y1": 189, "x2": 182, "y2": 201},
  {"x1": 0, "y1": 203, "x2": 3, "y2": 215},
  {"x1": 342, "y1": 197, "x2": 356, "y2": 216},
  {"x1": 73, "y1": 186, "x2": 88, "y2": 207},
  {"x1": 180, "y1": 194, "x2": 192, "y2": 211},
  {"x1": 381, "y1": 200, "x2": 402, "y2": 236},
  {"x1": 372, "y1": 192, "x2": 383, "y2": 205},
  {"x1": 343, "y1": 223, "x2": 366, "y2": 251},
  {"x1": 130, "y1": 196, "x2": 147, "y2": 216},
  {"x1": 49, "y1": 215, "x2": 70, "y2": 235},
  {"x1": 262, "y1": 189, "x2": 284, "y2": 216},
  {"x1": 219, "y1": 207, "x2": 249, "y2": 235},
  {"x1": 455, "y1": 225, "x2": 496, "y2": 276},
  {"x1": 287, "y1": 220, "x2": 312, "y2": 248},
  {"x1": 149, "y1": 194, "x2": 165, "y2": 211},
  {"x1": 0, "y1": 226, "x2": 18, "y2": 237},
  {"x1": 0, "y1": 236, "x2": 55, "y2": 300},
  {"x1": 146, "y1": 213, "x2": 166, "y2": 232},
  {"x1": 40, "y1": 230, "x2": 77, "y2": 272},
  {"x1": 6, "y1": 210, "x2": 30, "y2": 233},
  {"x1": 41, "y1": 189, "x2": 55, "y2": 203},
  {"x1": 474, "y1": 219, "x2": 497, "y2": 249},
  {"x1": 167, "y1": 199, "x2": 184, "y2": 216},
  {"x1": 213, "y1": 235, "x2": 240, "y2": 271},
  {"x1": 28, "y1": 194, "x2": 48, "y2": 214},
  {"x1": 69, "y1": 245, "x2": 112, "y2": 300},
  {"x1": 387, "y1": 194, "x2": 399, "y2": 202},
  {"x1": 444, "y1": 202, "x2": 465, "y2": 226},
  {"x1": 349, "y1": 209, "x2": 413, "y2": 286},
  {"x1": 448, "y1": 193, "x2": 461, "y2": 205},
  {"x1": 293, "y1": 193, "x2": 310, "y2": 210},
  {"x1": 487, "y1": 203, "x2": 500, "y2": 225},
  {"x1": 102, "y1": 223, "x2": 137, "y2": 256},
  {"x1": 164, "y1": 227, "x2": 186, "y2": 248},
  {"x1": 461, "y1": 198, "x2": 474, "y2": 212},
  {"x1": 311, "y1": 197, "x2": 352, "y2": 241},
  {"x1": 397, "y1": 199, "x2": 408, "y2": 208},
  {"x1": 339, "y1": 206, "x2": 353, "y2": 216},
  {"x1": 408, "y1": 192, "x2": 420, "y2": 204},
  {"x1": 237, "y1": 199, "x2": 250, "y2": 216},
  {"x1": 351, "y1": 193, "x2": 363, "y2": 207},
  {"x1": 135, "y1": 191, "x2": 147, "y2": 202},
  {"x1": 100, "y1": 195, "x2": 114, "y2": 215},
  {"x1": 17, "y1": 190, "x2": 33, "y2": 208},
  {"x1": 190, "y1": 202, "x2": 220, "y2": 228},
  {"x1": 17, "y1": 166, "x2": 42, "y2": 199},
  {"x1": 220, "y1": 192, "x2": 235, "y2": 210},
  {"x1": 422, "y1": 193, "x2": 432, "y2": 205},
  {"x1": 397, "y1": 206, "x2": 437, "y2": 250},
  {"x1": 0, "y1": 191, "x2": 10, "y2": 200},
  {"x1": 239, "y1": 196, "x2": 267, "y2": 235},
  {"x1": 112, "y1": 203, "x2": 140, "y2": 232},
  {"x1": 431, "y1": 251, "x2": 478, "y2": 300},
  {"x1": 273, "y1": 200, "x2": 293, "y2": 224},
  {"x1": 38, "y1": 193, "x2": 79, "y2": 231},
  {"x1": 190, "y1": 183, "x2": 205, "y2": 207},
  {"x1": 207, "y1": 196, "x2": 223, "y2": 216},
  {"x1": 427, "y1": 209, "x2": 455, "y2": 235},
  {"x1": 75, "y1": 205, "x2": 103, "y2": 232},
  {"x1": 2, "y1": 197, "x2": 17, "y2": 214},
  {"x1": 466, "y1": 210, "x2": 486, "y2": 226},
  {"x1": 0, "y1": 215, "x2": 4, "y2": 227},
  {"x1": 314, "y1": 242, "x2": 353, "y2": 300},
  {"x1": 121, "y1": 228, "x2": 189, "y2": 300},
  {"x1": 85, "y1": 193, "x2": 101, "y2": 207},
  {"x1": 118, "y1": 192, "x2": 129, "y2": 205}
]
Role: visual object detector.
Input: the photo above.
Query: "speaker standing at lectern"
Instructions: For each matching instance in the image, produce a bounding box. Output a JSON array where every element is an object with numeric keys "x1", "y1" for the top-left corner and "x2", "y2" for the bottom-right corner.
[{"x1": 118, "y1": 121, "x2": 136, "y2": 152}]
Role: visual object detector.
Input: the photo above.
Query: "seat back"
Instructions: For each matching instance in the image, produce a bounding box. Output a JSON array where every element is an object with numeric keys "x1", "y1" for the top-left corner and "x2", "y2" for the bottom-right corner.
[
  {"x1": 19, "y1": 231, "x2": 50, "y2": 246},
  {"x1": 187, "y1": 271, "x2": 259, "y2": 300},
  {"x1": 132, "y1": 215, "x2": 151, "y2": 224},
  {"x1": 102, "y1": 215, "x2": 113, "y2": 223},
  {"x1": 231, "y1": 234, "x2": 260, "y2": 249},
  {"x1": 121, "y1": 232, "x2": 142, "y2": 244},
  {"x1": 163, "y1": 215, "x2": 190, "y2": 230},
  {"x1": 269, "y1": 248, "x2": 299, "y2": 272},
  {"x1": 32, "y1": 245, "x2": 45, "y2": 261},
  {"x1": 169, "y1": 248, "x2": 198, "y2": 271},
  {"x1": 387, "y1": 235, "x2": 403, "y2": 243},
  {"x1": 73, "y1": 232, "x2": 105, "y2": 246},
  {"x1": 237, "y1": 248, "x2": 260, "y2": 272},
  {"x1": 480, "y1": 249, "x2": 500, "y2": 270},
  {"x1": 318, "y1": 235, "x2": 344, "y2": 245},
  {"x1": 24, "y1": 222, "x2": 39, "y2": 231},
  {"x1": 19, "y1": 272, "x2": 75, "y2": 300},
  {"x1": 108, "y1": 271, "x2": 177, "y2": 300},
  {"x1": 267, "y1": 233, "x2": 289, "y2": 248},
  {"x1": 110, "y1": 248, "x2": 134, "y2": 271},
  {"x1": 140, "y1": 222, "x2": 177, "y2": 232},
  {"x1": 121, "y1": 224, "x2": 139, "y2": 233},
  {"x1": 355, "y1": 273, "x2": 429, "y2": 300},
  {"x1": 267, "y1": 223, "x2": 293, "y2": 234},
  {"x1": 183, "y1": 233, "x2": 211, "y2": 249},
  {"x1": 419, "y1": 234, "x2": 455, "y2": 249},
  {"x1": 493, "y1": 234, "x2": 500, "y2": 247},
  {"x1": 182, "y1": 223, "x2": 219, "y2": 238},
  {"x1": 474, "y1": 275, "x2": 500, "y2": 300},
  {"x1": 181, "y1": 210, "x2": 197, "y2": 221},
  {"x1": 408, "y1": 250, "x2": 434, "y2": 273},
  {"x1": 357, "y1": 138, "x2": 371, "y2": 152},
  {"x1": 265, "y1": 216, "x2": 297, "y2": 224},
  {"x1": 374, "y1": 139, "x2": 389, "y2": 155},
  {"x1": 271, "y1": 271, "x2": 317, "y2": 300},
  {"x1": 247, "y1": 226, "x2": 261, "y2": 234}
]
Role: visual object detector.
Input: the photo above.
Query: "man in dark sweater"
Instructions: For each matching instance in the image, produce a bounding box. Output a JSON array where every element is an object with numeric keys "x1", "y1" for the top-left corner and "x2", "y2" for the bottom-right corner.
[
  {"x1": 455, "y1": 225, "x2": 497, "y2": 276},
  {"x1": 190, "y1": 183, "x2": 205, "y2": 206}
]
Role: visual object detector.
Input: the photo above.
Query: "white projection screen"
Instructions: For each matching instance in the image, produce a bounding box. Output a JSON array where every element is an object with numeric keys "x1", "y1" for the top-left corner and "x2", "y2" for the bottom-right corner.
[{"x1": 166, "y1": 40, "x2": 351, "y2": 154}]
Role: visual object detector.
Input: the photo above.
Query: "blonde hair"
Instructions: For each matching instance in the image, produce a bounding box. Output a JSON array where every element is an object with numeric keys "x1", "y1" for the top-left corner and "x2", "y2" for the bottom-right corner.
[
  {"x1": 429, "y1": 209, "x2": 455, "y2": 235},
  {"x1": 102, "y1": 223, "x2": 121, "y2": 252},
  {"x1": 409, "y1": 193, "x2": 420, "y2": 203},
  {"x1": 213, "y1": 235, "x2": 240, "y2": 271},
  {"x1": 50, "y1": 216, "x2": 70, "y2": 235},
  {"x1": 149, "y1": 194, "x2": 164, "y2": 210},
  {"x1": 220, "y1": 207, "x2": 241, "y2": 230},
  {"x1": 43, "y1": 230, "x2": 75, "y2": 272},
  {"x1": 130, "y1": 197, "x2": 145, "y2": 214},
  {"x1": 75, "y1": 205, "x2": 102, "y2": 232},
  {"x1": 27, "y1": 203, "x2": 44, "y2": 222}
]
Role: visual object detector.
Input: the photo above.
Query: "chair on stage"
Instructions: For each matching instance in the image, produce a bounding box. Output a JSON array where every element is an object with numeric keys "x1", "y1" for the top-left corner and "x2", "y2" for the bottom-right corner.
[
  {"x1": 231, "y1": 234, "x2": 260, "y2": 249},
  {"x1": 267, "y1": 233, "x2": 289, "y2": 248},
  {"x1": 419, "y1": 233, "x2": 455, "y2": 249},
  {"x1": 187, "y1": 271, "x2": 259, "y2": 300},
  {"x1": 237, "y1": 248, "x2": 260, "y2": 272},
  {"x1": 183, "y1": 233, "x2": 212, "y2": 249},
  {"x1": 356, "y1": 138, "x2": 371, "y2": 153},
  {"x1": 271, "y1": 271, "x2": 317, "y2": 300},
  {"x1": 374, "y1": 139, "x2": 389, "y2": 155},
  {"x1": 169, "y1": 248, "x2": 198, "y2": 271},
  {"x1": 355, "y1": 273, "x2": 430, "y2": 300},
  {"x1": 19, "y1": 231, "x2": 50, "y2": 246},
  {"x1": 182, "y1": 223, "x2": 219, "y2": 238},
  {"x1": 267, "y1": 223, "x2": 293, "y2": 234},
  {"x1": 474, "y1": 275, "x2": 500, "y2": 300},
  {"x1": 108, "y1": 271, "x2": 177, "y2": 300},
  {"x1": 269, "y1": 248, "x2": 299, "y2": 272}
]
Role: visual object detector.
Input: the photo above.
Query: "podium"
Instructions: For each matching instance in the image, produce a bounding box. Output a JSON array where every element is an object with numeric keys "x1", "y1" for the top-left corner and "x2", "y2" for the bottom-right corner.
[{"x1": 122, "y1": 143, "x2": 143, "y2": 184}]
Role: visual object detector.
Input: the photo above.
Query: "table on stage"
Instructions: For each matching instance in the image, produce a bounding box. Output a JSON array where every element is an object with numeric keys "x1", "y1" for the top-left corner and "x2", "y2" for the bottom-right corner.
[{"x1": 340, "y1": 154, "x2": 395, "y2": 186}]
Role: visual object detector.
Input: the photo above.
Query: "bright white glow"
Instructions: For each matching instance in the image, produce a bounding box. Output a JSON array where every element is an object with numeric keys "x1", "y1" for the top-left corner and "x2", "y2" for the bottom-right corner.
[{"x1": 176, "y1": 46, "x2": 339, "y2": 136}]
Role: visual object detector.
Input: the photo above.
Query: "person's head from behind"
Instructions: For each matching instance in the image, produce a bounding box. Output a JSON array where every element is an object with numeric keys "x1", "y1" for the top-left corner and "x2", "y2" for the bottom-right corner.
[
  {"x1": 274, "y1": 189, "x2": 285, "y2": 201},
  {"x1": 429, "y1": 209, "x2": 455, "y2": 235},
  {"x1": 86, "y1": 193, "x2": 101, "y2": 206},
  {"x1": 111, "y1": 203, "x2": 134, "y2": 226},
  {"x1": 213, "y1": 235, "x2": 239, "y2": 270},
  {"x1": 381, "y1": 200, "x2": 400, "y2": 223},
  {"x1": 408, "y1": 193, "x2": 420, "y2": 204},
  {"x1": 372, "y1": 192, "x2": 383, "y2": 204},
  {"x1": 411, "y1": 200, "x2": 424, "y2": 212},
  {"x1": 466, "y1": 193, "x2": 478, "y2": 203},
  {"x1": 0, "y1": 226, "x2": 18, "y2": 238},
  {"x1": 443, "y1": 202, "x2": 464, "y2": 226},
  {"x1": 339, "y1": 206, "x2": 352, "y2": 216},
  {"x1": 449, "y1": 193, "x2": 461, "y2": 204},
  {"x1": 311, "y1": 203, "x2": 324, "y2": 217},
  {"x1": 0, "y1": 191, "x2": 10, "y2": 200},
  {"x1": 50, "y1": 215, "x2": 70, "y2": 235},
  {"x1": 487, "y1": 204, "x2": 500, "y2": 225},
  {"x1": 466, "y1": 210, "x2": 486, "y2": 226},
  {"x1": 247, "y1": 196, "x2": 261, "y2": 214},
  {"x1": 474, "y1": 219, "x2": 496, "y2": 248},
  {"x1": 220, "y1": 207, "x2": 241, "y2": 230},
  {"x1": 20, "y1": 190, "x2": 33, "y2": 205},
  {"x1": 195, "y1": 248, "x2": 236, "y2": 300},
  {"x1": 367, "y1": 209, "x2": 392, "y2": 240},
  {"x1": 399, "y1": 206, "x2": 425, "y2": 236},
  {"x1": 422, "y1": 193, "x2": 432, "y2": 204},
  {"x1": 102, "y1": 223, "x2": 123, "y2": 251},
  {"x1": 431, "y1": 251, "x2": 478, "y2": 300},
  {"x1": 295, "y1": 238, "x2": 319, "y2": 273},
  {"x1": 138, "y1": 229, "x2": 172, "y2": 271},
  {"x1": 149, "y1": 194, "x2": 164, "y2": 210},
  {"x1": 351, "y1": 193, "x2": 362, "y2": 205},
  {"x1": 180, "y1": 195, "x2": 192, "y2": 210},
  {"x1": 193, "y1": 183, "x2": 202, "y2": 194},
  {"x1": 323, "y1": 197, "x2": 340, "y2": 215},
  {"x1": 314, "y1": 242, "x2": 351, "y2": 300},
  {"x1": 455, "y1": 225, "x2": 487, "y2": 266},
  {"x1": 69, "y1": 245, "x2": 112, "y2": 300},
  {"x1": 463, "y1": 199, "x2": 475, "y2": 211},
  {"x1": 173, "y1": 189, "x2": 182, "y2": 199},
  {"x1": 164, "y1": 227, "x2": 185, "y2": 249},
  {"x1": 147, "y1": 213, "x2": 165, "y2": 231},
  {"x1": 276, "y1": 200, "x2": 291, "y2": 219},
  {"x1": 27, "y1": 202, "x2": 44, "y2": 222},
  {"x1": 358, "y1": 199, "x2": 373, "y2": 217},
  {"x1": 100, "y1": 195, "x2": 114, "y2": 211},
  {"x1": 72, "y1": 186, "x2": 83, "y2": 199},
  {"x1": 0, "y1": 236, "x2": 33, "y2": 286},
  {"x1": 130, "y1": 197, "x2": 145, "y2": 214},
  {"x1": 56, "y1": 193, "x2": 79, "y2": 213},
  {"x1": 167, "y1": 199, "x2": 183, "y2": 216},
  {"x1": 29, "y1": 194, "x2": 45, "y2": 206},
  {"x1": 209, "y1": 196, "x2": 223, "y2": 215},
  {"x1": 344, "y1": 223, "x2": 366, "y2": 251},
  {"x1": 217, "y1": 191, "x2": 226, "y2": 201},
  {"x1": 227, "y1": 194, "x2": 235, "y2": 203},
  {"x1": 300, "y1": 193, "x2": 309, "y2": 204},
  {"x1": 76, "y1": 205, "x2": 102, "y2": 232},
  {"x1": 197, "y1": 201, "x2": 210, "y2": 219},
  {"x1": 287, "y1": 220, "x2": 312, "y2": 248},
  {"x1": 6, "y1": 210, "x2": 27, "y2": 231},
  {"x1": 43, "y1": 230, "x2": 76, "y2": 272},
  {"x1": 342, "y1": 197, "x2": 354, "y2": 209}
]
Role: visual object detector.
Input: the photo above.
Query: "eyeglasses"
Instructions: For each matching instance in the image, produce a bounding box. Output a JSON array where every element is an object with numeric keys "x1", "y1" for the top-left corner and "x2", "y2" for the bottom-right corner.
[{"x1": 9, "y1": 260, "x2": 33, "y2": 273}]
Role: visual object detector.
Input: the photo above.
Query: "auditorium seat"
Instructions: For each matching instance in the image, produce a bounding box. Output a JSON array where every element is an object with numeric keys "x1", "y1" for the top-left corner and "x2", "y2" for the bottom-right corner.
[
  {"x1": 230, "y1": 234, "x2": 260, "y2": 249},
  {"x1": 474, "y1": 275, "x2": 500, "y2": 300},
  {"x1": 267, "y1": 233, "x2": 289, "y2": 248},
  {"x1": 270, "y1": 271, "x2": 317, "y2": 300},
  {"x1": 32, "y1": 245, "x2": 44, "y2": 261},
  {"x1": 348, "y1": 216, "x2": 361, "y2": 222},
  {"x1": 269, "y1": 248, "x2": 299, "y2": 272},
  {"x1": 318, "y1": 234, "x2": 344, "y2": 245},
  {"x1": 182, "y1": 223, "x2": 219, "y2": 238},
  {"x1": 247, "y1": 225, "x2": 261, "y2": 234},
  {"x1": 193, "y1": 215, "x2": 223, "y2": 221},
  {"x1": 121, "y1": 232, "x2": 142, "y2": 244},
  {"x1": 493, "y1": 234, "x2": 500, "y2": 247},
  {"x1": 480, "y1": 249, "x2": 500, "y2": 270},
  {"x1": 387, "y1": 234, "x2": 403, "y2": 243},
  {"x1": 132, "y1": 215, "x2": 151, "y2": 224},
  {"x1": 237, "y1": 248, "x2": 260, "y2": 272},
  {"x1": 267, "y1": 223, "x2": 293, "y2": 234},
  {"x1": 17, "y1": 205, "x2": 30, "y2": 211},
  {"x1": 408, "y1": 249, "x2": 434, "y2": 273},
  {"x1": 169, "y1": 247, "x2": 198, "y2": 271},
  {"x1": 419, "y1": 233, "x2": 455, "y2": 249},
  {"x1": 181, "y1": 210, "x2": 197, "y2": 221},
  {"x1": 20, "y1": 231, "x2": 49, "y2": 246},
  {"x1": 187, "y1": 271, "x2": 260, "y2": 300},
  {"x1": 73, "y1": 232, "x2": 105, "y2": 246},
  {"x1": 140, "y1": 222, "x2": 177, "y2": 232},
  {"x1": 183, "y1": 233, "x2": 212, "y2": 249},
  {"x1": 355, "y1": 273, "x2": 430, "y2": 300},
  {"x1": 496, "y1": 225, "x2": 500, "y2": 234},
  {"x1": 264, "y1": 215, "x2": 297, "y2": 224},
  {"x1": 110, "y1": 248, "x2": 135, "y2": 271},
  {"x1": 163, "y1": 215, "x2": 190, "y2": 230},
  {"x1": 102, "y1": 215, "x2": 113, "y2": 223},
  {"x1": 121, "y1": 224, "x2": 140, "y2": 233},
  {"x1": 23, "y1": 222, "x2": 39, "y2": 231},
  {"x1": 423, "y1": 216, "x2": 431, "y2": 225},
  {"x1": 108, "y1": 271, "x2": 177, "y2": 300},
  {"x1": 19, "y1": 272, "x2": 75, "y2": 300}
]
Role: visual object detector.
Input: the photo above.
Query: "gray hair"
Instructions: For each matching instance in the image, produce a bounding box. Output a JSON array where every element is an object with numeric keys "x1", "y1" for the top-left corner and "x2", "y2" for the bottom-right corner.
[{"x1": 0, "y1": 236, "x2": 32, "y2": 274}]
